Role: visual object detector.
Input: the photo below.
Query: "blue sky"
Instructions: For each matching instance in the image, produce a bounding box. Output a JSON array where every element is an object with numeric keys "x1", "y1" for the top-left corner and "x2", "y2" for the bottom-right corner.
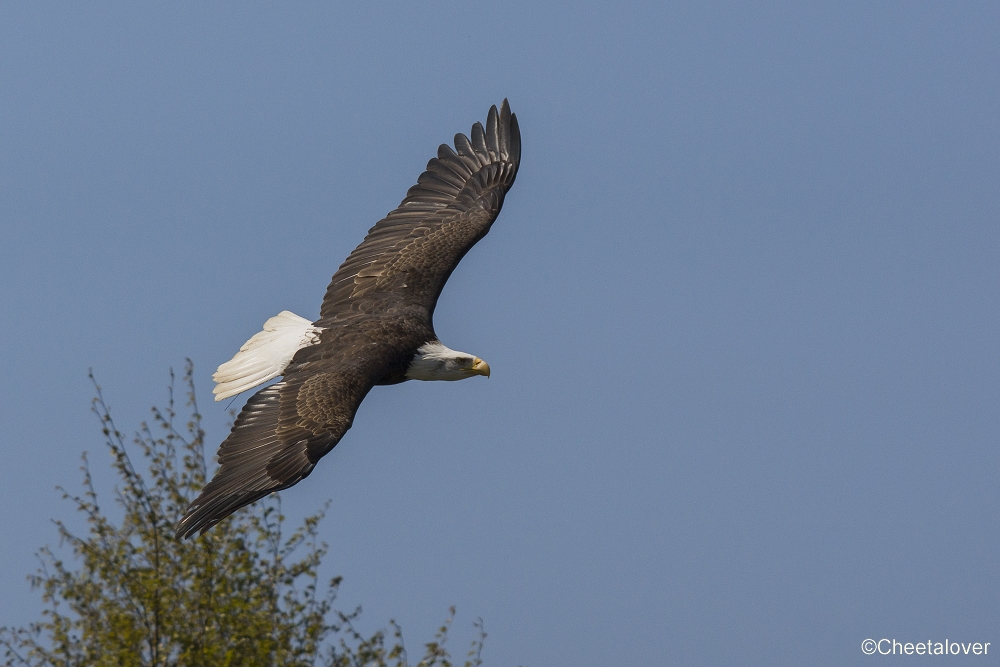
[{"x1": 1, "y1": 3, "x2": 998, "y2": 665}]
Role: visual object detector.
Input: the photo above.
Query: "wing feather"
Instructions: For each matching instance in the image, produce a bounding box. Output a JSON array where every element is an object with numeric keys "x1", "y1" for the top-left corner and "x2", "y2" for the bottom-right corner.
[
  {"x1": 319, "y1": 100, "x2": 520, "y2": 321},
  {"x1": 176, "y1": 352, "x2": 376, "y2": 539}
]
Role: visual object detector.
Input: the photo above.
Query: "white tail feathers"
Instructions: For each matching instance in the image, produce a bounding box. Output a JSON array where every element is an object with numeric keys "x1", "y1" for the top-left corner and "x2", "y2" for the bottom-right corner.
[{"x1": 213, "y1": 311, "x2": 322, "y2": 401}]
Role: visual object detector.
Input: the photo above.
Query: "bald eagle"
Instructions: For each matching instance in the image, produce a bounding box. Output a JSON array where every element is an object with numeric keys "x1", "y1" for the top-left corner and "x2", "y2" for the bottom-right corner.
[{"x1": 175, "y1": 101, "x2": 520, "y2": 539}]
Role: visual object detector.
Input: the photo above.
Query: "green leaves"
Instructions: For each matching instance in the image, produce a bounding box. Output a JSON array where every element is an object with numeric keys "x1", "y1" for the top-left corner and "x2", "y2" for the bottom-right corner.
[{"x1": 0, "y1": 362, "x2": 486, "y2": 667}]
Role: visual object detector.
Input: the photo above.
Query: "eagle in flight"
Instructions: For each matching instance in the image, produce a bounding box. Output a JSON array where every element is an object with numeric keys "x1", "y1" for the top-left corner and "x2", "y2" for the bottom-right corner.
[{"x1": 176, "y1": 100, "x2": 520, "y2": 539}]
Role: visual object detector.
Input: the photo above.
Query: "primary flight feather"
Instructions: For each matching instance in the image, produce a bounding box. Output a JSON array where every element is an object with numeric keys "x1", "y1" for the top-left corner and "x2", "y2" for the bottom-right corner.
[{"x1": 176, "y1": 100, "x2": 520, "y2": 539}]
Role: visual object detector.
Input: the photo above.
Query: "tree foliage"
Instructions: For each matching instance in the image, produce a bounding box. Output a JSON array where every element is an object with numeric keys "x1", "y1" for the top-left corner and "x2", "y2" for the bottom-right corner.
[{"x1": 0, "y1": 362, "x2": 485, "y2": 667}]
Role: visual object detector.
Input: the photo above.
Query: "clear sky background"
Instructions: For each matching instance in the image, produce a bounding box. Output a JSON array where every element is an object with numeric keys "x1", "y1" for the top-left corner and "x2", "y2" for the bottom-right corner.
[{"x1": 1, "y1": 3, "x2": 998, "y2": 665}]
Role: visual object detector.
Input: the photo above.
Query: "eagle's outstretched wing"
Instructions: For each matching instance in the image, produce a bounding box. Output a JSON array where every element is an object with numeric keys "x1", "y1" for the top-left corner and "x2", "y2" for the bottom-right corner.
[
  {"x1": 175, "y1": 329, "x2": 386, "y2": 539},
  {"x1": 319, "y1": 99, "x2": 520, "y2": 321}
]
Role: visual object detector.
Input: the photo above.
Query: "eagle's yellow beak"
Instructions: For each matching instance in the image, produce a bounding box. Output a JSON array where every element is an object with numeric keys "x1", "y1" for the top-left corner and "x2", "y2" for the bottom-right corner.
[{"x1": 471, "y1": 358, "x2": 491, "y2": 377}]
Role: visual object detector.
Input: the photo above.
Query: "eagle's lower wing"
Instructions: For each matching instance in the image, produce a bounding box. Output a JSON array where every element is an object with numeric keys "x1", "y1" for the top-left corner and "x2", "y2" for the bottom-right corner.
[
  {"x1": 319, "y1": 100, "x2": 520, "y2": 321},
  {"x1": 175, "y1": 358, "x2": 376, "y2": 539}
]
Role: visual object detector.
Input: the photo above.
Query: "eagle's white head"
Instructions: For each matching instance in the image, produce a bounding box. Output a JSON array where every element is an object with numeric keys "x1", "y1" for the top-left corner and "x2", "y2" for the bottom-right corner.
[{"x1": 405, "y1": 341, "x2": 491, "y2": 381}]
